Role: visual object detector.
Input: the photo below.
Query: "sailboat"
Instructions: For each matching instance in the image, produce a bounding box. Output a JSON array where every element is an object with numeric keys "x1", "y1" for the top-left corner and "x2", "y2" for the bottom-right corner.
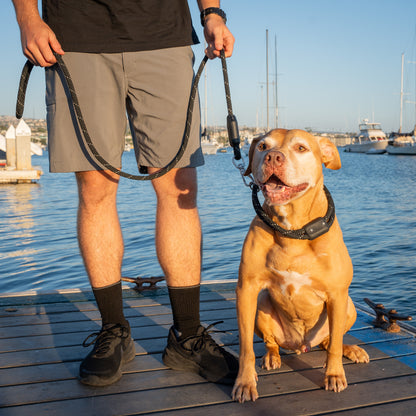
[{"x1": 386, "y1": 53, "x2": 416, "y2": 155}]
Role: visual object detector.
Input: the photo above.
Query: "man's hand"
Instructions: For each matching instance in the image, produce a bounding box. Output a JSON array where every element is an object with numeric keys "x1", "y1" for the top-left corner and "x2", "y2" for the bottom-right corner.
[
  {"x1": 12, "y1": 0, "x2": 64, "y2": 67},
  {"x1": 203, "y1": 14, "x2": 235, "y2": 59},
  {"x1": 19, "y1": 18, "x2": 64, "y2": 67}
]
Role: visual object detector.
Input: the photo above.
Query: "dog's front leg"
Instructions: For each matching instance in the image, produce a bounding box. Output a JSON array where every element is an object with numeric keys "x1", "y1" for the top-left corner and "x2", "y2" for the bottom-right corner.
[
  {"x1": 232, "y1": 281, "x2": 260, "y2": 403},
  {"x1": 324, "y1": 294, "x2": 348, "y2": 392}
]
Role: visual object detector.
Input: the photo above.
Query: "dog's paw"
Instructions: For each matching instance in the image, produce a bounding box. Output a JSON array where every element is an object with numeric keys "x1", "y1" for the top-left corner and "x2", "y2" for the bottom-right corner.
[
  {"x1": 232, "y1": 376, "x2": 259, "y2": 403},
  {"x1": 261, "y1": 349, "x2": 281, "y2": 370},
  {"x1": 343, "y1": 345, "x2": 370, "y2": 363},
  {"x1": 324, "y1": 371, "x2": 348, "y2": 393}
]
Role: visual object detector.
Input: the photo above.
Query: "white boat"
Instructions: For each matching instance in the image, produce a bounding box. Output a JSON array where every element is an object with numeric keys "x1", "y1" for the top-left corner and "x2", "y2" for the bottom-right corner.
[
  {"x1": 0, "y1": 134, "x2": 43, "y2": 156},
  {"x1": 386, "y1": 132, "x2": 416, "y2": 155},
  {"x1": 201, "y1": 137, "x2": 219, "y2": 155},
  {"x1": 344, "y1": 119, "x2": 389, "y2": 153}
]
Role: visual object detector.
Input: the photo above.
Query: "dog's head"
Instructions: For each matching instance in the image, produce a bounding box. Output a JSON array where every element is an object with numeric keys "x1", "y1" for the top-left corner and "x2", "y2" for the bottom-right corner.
[{"x1": 245, "y1": 129, "x2": 341, "y2": 206}]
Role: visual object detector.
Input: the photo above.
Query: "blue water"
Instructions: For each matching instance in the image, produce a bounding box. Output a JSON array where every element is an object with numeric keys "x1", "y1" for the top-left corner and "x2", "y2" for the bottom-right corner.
[{"x1": 1, "y1": 150, "x2": 415, "y2": 326}]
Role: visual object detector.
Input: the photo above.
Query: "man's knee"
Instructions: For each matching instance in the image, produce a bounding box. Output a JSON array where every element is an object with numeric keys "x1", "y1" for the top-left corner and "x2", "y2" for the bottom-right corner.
[
  {"x1": 76, "y1": 170, "x2": 120, "y2": 207},
  {"x1": 151, "y1": 168, "x2": 198, "y2": 207}
]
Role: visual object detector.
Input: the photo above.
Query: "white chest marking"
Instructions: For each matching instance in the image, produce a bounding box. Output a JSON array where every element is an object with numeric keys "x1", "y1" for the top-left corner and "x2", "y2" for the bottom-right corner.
[
  {"x1": 278, "y1": 206, "x2": 292, "y2": 229},
  {"x1": 271, "y1": 268, "x2": 312, "y2": 295}
]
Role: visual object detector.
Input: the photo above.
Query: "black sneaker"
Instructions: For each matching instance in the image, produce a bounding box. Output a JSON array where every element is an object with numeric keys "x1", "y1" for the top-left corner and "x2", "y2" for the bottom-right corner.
[
  {"x1": 162, "y1": 321, "x2": 238, "y2": 385},
  {"x1": 79, "y1": 322, "x2": 135, "y2": 386}
]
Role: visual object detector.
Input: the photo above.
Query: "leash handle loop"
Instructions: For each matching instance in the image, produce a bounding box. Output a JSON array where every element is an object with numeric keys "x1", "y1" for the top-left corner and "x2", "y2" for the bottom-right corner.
[{"x1": 15, "y1": 50, "x2": 242, "y2": 177}]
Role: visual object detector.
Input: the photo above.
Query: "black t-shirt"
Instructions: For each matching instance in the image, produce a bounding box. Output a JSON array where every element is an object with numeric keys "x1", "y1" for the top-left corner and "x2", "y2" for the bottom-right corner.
[{"x1": 42, "y1": 0, "x2": 199, "y2": 53}]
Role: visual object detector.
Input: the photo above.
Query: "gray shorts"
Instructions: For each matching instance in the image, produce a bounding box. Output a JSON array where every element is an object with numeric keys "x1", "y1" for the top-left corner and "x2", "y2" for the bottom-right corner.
[{"x1": 45, "y1": 46, "x2": 204, "y2": 173}]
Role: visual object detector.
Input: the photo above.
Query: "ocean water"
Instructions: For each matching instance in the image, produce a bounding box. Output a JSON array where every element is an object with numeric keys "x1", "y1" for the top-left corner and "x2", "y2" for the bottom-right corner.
[{"x1": 1, "y1": 150, "x2": 415, "y2": 327}]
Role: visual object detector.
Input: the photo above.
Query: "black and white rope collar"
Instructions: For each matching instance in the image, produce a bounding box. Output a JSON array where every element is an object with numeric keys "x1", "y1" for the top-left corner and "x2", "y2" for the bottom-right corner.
[{"x1": 251, "y1": 184, "x2": 336, "y2": 240}]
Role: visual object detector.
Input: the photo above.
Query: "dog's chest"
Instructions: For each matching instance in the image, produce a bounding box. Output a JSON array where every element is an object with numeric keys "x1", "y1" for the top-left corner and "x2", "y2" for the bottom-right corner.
[{"x1": 265, "y1": 243, "x2": 329, "y2": 304}]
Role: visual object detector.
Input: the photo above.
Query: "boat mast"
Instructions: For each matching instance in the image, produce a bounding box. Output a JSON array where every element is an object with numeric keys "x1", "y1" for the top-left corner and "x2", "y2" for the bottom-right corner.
[
  {"x1": 204, "y1": 52, "x2": 208, "y2": 133},
  {"x1": 400, "y1": 53, "x2": 404, "y2": 133},
  {"x1": 266, "y1": 29, "x2": 269, "y2": 131},
  {"x1": 275, "y1": 35, "x2": 278, "y2": 128}
]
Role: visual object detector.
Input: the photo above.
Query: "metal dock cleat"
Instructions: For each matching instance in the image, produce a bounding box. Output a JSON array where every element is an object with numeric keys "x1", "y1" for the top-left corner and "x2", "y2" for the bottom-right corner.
[
  {"x1": 364, "y1": 298, "x2": 412, "y2": 333},
  {"x1": 122, "y1": 276, "x2": 165, "y2": 291}
]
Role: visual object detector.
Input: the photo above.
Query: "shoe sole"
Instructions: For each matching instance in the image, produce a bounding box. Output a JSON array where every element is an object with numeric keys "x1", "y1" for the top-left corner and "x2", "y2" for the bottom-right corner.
[{"x1": 79, "y1": 337, "x2": 136, "y2": 387}]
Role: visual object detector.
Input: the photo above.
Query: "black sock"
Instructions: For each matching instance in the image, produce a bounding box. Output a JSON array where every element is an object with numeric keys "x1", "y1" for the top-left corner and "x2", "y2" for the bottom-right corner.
[
  {"x1": 168, "y1": 285, "x2": 201, "y2": 339},
  {"x1": 92, "y1": 281, "x2": 128, "y2": 327}
]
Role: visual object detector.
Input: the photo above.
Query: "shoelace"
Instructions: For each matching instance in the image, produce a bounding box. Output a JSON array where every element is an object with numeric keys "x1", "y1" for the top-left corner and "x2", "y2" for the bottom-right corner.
[
  {"x1": 180, "y1": 321, "x2": 227, "y2": 353},
  {"x1": 82, "y1": 323, "x2": 129, "y2": 354}
]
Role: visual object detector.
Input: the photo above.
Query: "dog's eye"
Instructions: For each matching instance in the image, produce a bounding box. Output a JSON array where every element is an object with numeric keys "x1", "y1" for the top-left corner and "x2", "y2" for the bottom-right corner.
[
  {"x1": 296, "y1": 144, "x2": 308, "y2": 152},
  {"x1": 258, "y1": 142, "x2": 267, "y2": 151}
]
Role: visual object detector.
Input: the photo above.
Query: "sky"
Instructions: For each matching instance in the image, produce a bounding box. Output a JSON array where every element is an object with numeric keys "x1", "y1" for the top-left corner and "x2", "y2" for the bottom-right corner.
[{"x1": 1, "y1": 0, "x2": 416, "y2": 133}]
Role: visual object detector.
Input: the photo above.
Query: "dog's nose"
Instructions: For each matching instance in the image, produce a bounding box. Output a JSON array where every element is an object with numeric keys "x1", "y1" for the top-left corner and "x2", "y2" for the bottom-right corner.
[{"x1": 266, "y1": 151, "x2": 285, "y2": 166}]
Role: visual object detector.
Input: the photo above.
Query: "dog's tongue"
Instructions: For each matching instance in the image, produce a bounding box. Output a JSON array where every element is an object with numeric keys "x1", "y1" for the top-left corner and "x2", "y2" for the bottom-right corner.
[{"x1": 265, "y1": 175, "x2": 285, "y2": 190}]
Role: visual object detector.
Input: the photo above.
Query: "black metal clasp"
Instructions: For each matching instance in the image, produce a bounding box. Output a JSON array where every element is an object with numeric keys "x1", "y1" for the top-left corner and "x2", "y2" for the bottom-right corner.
[
  {"x1": 227, "y1": 114, "x2": 241, "y2": 160},
  {"x1": 303, "y1": 217, "x2": 330, "y2": 240}
]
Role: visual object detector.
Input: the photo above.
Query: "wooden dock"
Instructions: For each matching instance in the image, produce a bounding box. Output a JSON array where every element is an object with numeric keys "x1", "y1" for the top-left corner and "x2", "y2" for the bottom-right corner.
[
  {"x1": 1, "y1": 281, "x2": 416, "y2": 415},
  {"x1": 0, "y1": 167, "x2": 43, "y2": 184}
]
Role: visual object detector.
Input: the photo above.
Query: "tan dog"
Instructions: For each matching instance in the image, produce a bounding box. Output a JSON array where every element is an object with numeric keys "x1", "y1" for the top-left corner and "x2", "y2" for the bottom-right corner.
[{"x1": 232, "y1": 129, "x2": 369, "y2": 403}]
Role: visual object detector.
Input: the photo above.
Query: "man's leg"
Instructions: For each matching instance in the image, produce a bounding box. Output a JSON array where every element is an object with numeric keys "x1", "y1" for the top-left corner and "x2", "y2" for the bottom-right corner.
[
  {"x1": 76, "y1": 169, "x2": 135, "y2": 386},
  {"x1": 151, "y1": 167, "x2": 202, "y2": 337},
  {"x1": 151, "y1": 167, "x2": 238, "y2": 384},
  {"x1": 76, "y1": 170, "x2": 123, "y2": 288},
  {"x1": 151, "y1": 167, "x2": 201, "y2": 287}
]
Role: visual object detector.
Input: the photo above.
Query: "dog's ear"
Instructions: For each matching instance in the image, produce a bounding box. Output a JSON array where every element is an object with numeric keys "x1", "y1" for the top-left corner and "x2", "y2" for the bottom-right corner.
[
  {"x1": 318, "y1": 137, "x2": 341, "y2": 170},
  {"x1": 244, "y1": 136, "x2": 262, "y2": 176}
]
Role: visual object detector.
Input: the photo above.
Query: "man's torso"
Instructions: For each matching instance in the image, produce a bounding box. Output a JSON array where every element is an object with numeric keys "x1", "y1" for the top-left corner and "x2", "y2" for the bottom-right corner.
[{"x1": 42, "y1": 0, "x2": 199, "y2": 53}]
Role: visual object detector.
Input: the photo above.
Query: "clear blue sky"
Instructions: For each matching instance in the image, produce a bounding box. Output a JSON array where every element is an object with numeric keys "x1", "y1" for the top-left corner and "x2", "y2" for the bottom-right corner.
[{"x1": 1, "y1": 0, "x2": 415, "y2": 133}]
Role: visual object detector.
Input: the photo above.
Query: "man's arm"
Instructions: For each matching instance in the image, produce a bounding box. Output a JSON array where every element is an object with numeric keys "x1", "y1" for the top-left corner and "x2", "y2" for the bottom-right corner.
[
  {"x1": 197, "y1": 0, "x2": 235, "y2": 59},
  {"x1": 12, "y1": 0, "x2": 64, "y2": 67}
]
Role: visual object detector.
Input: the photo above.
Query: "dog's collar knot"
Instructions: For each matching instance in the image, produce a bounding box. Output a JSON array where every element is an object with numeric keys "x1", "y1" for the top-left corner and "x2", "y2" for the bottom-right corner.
[{"x1": 251, "y1": 184, "x2": 336, "y2": 240}]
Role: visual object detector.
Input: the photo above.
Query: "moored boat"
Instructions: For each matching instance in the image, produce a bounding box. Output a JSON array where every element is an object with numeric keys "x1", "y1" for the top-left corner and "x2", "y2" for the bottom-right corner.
[
  {"x1": 344, "y1": 119, "x2": 389, "y2": 153},
  {"x1": 386, "y1": 130, "x2": 416, "y2": 155},
  {"x1": 201, "y1": 138, "x2": 219, "y2": 155}
]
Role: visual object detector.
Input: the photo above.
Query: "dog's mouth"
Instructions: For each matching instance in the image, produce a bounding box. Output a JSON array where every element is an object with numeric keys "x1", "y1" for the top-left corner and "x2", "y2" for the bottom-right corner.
[{"x1": 259, "y1": 174, "x2": 308, "y2": 204}]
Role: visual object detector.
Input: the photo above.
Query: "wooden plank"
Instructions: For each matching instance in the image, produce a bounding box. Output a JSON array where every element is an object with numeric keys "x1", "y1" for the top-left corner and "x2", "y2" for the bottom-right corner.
[
  {"x1": 0, "y1": 307, "x2": 238, "y2": 339},
  {"x1": 0, "y1": 298, "x2": 235, "y2": 327},
  {"x1": 0, "y1": 283, "x2": 237, "y2": 307},
  {"x1": 2, "y1": 352, "x2": 414, "y2": 408},
  {"x1": 0, "y1": 317, "x2": 372, "y2": 344},
  {"x1": 149, "y1": 375, "x2": 416, "y2": 416},
  {"x1": 0, "y1": 325, "x2": 388, "y2": 371},
  {"x1": 1, "y1": 371, "x2": 415, "y2": 416},
  {"x1": 0, "y1": 328, "x2": 240, "y2": 368},
  {"x1": 0, "y1": 339, "x2": 401, "y2": 388},
  {"x1": 0, "y1": 303, "x2": 380, "y2": 340},
  {"x1": 0, "y1": 316, "x2": 239, "y2": 352},
  {"x1": 2, "y1": 314, "x2": 414, "y2": 369},
  {"x1": 0, "y1": 288, "x2": 237, "y2": 318},
  {"x1": 0, "y1": 309, "x2": 238, "y2": 347},
  {"x1": 321, "y1": 399, "x2": 416, "y2": 415}
]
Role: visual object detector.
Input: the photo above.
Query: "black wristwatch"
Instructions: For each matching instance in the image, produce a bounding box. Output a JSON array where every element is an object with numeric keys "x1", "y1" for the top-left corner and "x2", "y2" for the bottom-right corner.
[{"x1": 200, "y1": 7, "x2": 227, "y2": 26}]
